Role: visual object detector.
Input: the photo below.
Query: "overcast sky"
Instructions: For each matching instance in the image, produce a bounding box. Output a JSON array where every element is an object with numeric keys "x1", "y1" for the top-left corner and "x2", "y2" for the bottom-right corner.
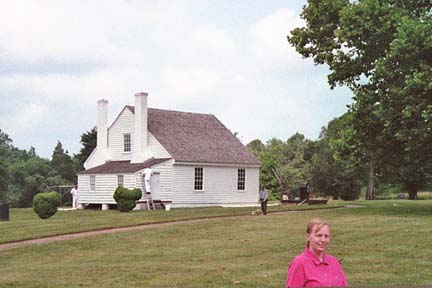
[{"x1": 0, "y1": 0, "x2": 352, "y2": 159}]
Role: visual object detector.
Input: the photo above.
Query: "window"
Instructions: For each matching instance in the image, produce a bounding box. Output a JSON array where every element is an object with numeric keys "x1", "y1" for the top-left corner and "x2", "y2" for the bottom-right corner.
[
  {"x1": 237, "y1": 169, "x2": 246, "y2": 190},
  {"x1": 118, "y1": 175, "x2": 124, "y2": 187},
  {"x1": 194, "y1": 167, "x2": 204, "y2": 191},
  {"x1": 123, "y1": 133, "x2": 131, "y2": 152},
  {"x1": 90, "y1": 175, "x2": 96, "y2": 191}
]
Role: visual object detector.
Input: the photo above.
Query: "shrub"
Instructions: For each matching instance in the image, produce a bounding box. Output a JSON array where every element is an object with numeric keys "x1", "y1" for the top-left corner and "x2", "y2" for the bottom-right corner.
[
  {"x1": 113, "y1": 187, "x2": 142, "y2": 212},
  {"x1": 33, "y1": 192, "x2": 60, "y2": 219}
]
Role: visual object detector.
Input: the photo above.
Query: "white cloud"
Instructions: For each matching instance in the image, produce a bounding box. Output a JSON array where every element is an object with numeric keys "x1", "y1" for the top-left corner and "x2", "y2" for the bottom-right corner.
[
  {"x1": 2, "y1": 102, "x2": 47, "y2": 133},
  {"x1": 248, "y1": 8, "x2": 306, "y2": 72},
  {"x1": 0, "y1": 1, "x2": 351, "y2": 158}
]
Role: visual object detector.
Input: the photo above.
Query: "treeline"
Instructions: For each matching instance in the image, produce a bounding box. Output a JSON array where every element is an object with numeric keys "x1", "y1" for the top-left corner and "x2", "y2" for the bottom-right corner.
[
  {"x1": 247, "y1": 112, "x2": 432, "y2": 201},
  {"x1": 283, "y1": 0, "x2": 432, "y2": 200},
  {"x1": 0, "y1": 128, "x2": 96, "y2": 207}
]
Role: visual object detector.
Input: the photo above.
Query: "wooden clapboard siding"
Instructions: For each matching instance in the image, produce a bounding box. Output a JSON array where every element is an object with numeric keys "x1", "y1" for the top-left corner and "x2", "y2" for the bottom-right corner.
[
  {"x1": 171, "y1": 164, "x2": 259, "y2": 207},
  {"x1": 77, "y1": 175, "x2": 90, "y2": 204},
  {"x1": 108, "y1": 108, "x2": 171, "y2": 161},
  {"x1": 134, "y1": 159, "x2": 174, "y2": 201},
  {"x1": 153, "y1": 159, "x2": 174, "y2": 201},
  {"x1": 148, "y1": 132, "x2": 171, "y2": 158},
  {"x1": 109, "y1": 108, "x2": 134, "y2": 161},
  {"x1": 77, "y1": 174, "x2": 136, "y2": 204},
  {"x1": 122, "y1": 174, "x2": 136, "y2": 189}
]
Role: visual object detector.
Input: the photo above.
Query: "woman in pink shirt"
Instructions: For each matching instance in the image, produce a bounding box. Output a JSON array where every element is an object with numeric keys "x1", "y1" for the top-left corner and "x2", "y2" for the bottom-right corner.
[{"x1": 286, "y1": 218, "x2": 347, "y2": 287}]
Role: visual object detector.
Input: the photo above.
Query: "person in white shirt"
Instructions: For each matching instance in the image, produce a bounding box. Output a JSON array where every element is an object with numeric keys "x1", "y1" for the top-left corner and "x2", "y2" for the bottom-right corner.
[
  {"x1": 143, "y1": 168, "x2": 153, "y2": 193},
  {"x1": 70, "y1": 185, "x2": 78, "y2": 209},
  {"x1": 259, "y1": 185, "x2": 269, "y2": 215}
]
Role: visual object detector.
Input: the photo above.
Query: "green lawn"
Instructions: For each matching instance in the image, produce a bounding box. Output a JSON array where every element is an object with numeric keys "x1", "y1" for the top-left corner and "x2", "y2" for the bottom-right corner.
[
  {"x1": 0, "y1": 200, "x2": 431, "y2": 287},
  {"x1": 0, "y1": 202, "x2": 343, "y2": 244}
]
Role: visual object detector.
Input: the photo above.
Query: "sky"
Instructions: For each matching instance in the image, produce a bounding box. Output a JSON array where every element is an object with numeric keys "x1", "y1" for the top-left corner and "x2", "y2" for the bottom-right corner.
[{"x1": 0, "y1": 0, "x2": 352, "y2": 159}]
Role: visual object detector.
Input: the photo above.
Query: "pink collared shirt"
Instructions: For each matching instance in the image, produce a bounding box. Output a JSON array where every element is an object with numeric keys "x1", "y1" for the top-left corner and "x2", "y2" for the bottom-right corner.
[{"x1": 286, "y1": 247, "x2": 347, "y2": 287}]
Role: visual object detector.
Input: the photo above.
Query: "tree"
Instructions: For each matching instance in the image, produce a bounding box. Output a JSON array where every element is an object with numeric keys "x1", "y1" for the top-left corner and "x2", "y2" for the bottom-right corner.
[
  {"x1": 309, "y1": 116, "x2": 361, "y2": 200},
  {"x1": 371, "y1": 15, "x2": 432, "y2": 198},
  {"x1": 74, "y1": 127, "x2": 97, "y2": 172},
  {"x1": 248, "y1": 134, "x2": 310, "y2": 200},
  {"x1": 247, "y1": 139, "x2": 266, "y2": 155},
  {"x1": 288, "y1": 0, "x2": 432, "y2": 199},
  {"x1": 51, "y1": 141, "x2": 76, "y2": 184},
  {"x1": 9, "y1": 155, "x2": 51, "y2": 207},
  {"x1": 0, "y1": 131, "x2": 77, "y2": 207}
]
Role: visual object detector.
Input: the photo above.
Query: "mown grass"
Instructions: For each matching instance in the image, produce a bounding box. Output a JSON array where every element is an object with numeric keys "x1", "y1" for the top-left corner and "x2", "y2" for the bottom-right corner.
[
  {"x1": 0, "y1": 202, "x2": 344, "y2": 244},
  {"x1": 0, "y1": 200, "x2": 431, "y2": 287}
]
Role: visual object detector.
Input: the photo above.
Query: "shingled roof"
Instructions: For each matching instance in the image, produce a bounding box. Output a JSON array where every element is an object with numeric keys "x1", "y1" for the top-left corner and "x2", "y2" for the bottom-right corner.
[
  {"x1": 78, "y1": 158, "x2": 171, "y2": 174},
  {"x1": 127, "y1": 106, "x2": 260, "y2": 165}
]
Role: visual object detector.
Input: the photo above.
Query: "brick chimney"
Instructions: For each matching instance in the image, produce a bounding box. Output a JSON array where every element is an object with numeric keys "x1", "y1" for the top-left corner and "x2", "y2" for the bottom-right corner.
[{"x1": 131, "y1": 92, "x2": 151, "y2": 163}]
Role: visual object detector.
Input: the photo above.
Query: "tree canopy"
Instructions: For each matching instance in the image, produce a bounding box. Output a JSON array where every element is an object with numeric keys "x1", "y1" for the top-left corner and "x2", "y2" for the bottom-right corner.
[
  {"x1": 0, "y1": 127, "x2": 96, "y2": 207},
  {"x1": 74, "y1": 127, "x2": 97, "y2": 172},
  {"x1": 288, "y1": 0, "x2": 432, "y2": 199}
]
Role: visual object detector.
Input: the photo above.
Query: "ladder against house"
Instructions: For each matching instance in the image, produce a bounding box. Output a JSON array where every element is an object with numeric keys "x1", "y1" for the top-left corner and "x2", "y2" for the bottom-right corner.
[{"x1": 144, "y1": 189, "x2": 154, "y2": 210}]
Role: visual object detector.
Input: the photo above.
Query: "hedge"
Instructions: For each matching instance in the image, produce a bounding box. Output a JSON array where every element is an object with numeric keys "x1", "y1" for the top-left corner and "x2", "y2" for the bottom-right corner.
[
  {"x1": 33, "y1": 192, "x2": 60, "y2": 219},
  {"x1": 113, "y1": 187, "x2": 142, "y2": 212}
]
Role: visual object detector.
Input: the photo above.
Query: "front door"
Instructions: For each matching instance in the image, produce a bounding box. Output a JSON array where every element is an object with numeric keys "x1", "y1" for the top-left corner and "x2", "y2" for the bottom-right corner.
[{"x1": 150, "y1": 172, "x2": 161, "y2": 200}]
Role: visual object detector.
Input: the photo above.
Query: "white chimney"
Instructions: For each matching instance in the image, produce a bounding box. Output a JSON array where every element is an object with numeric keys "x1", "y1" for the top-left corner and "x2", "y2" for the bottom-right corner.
[
  {"x1": 131, "y1": 92, "x2": 151, "y2": 163},
  {"x1": 84, "y1": 99, "x2": 110, "y2": 170},
  {"x1": 96, "y1": 99, "x2": 110, "y2": 163},
  {"x1": 97, "y1": 99, "x2": 109, "y2": 152}
]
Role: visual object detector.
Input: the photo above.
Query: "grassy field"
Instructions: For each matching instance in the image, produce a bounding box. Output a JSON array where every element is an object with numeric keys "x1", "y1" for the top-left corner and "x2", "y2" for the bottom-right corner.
[
  {"x1": 0, "y1": 202, "x2": 344, "y2": 244},
  {"x1": 0, "y1": 200, "x2": 431, "y2": 287}
]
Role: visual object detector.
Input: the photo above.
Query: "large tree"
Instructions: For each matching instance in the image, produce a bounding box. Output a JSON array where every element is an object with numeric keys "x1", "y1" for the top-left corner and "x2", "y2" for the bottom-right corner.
[
  {"x1": 247, "y1": 134, "x2": 310, "y2": 199},
  {"x1": 74, "y1": 127, "x2": 97, "y2": 172},
  {"x1": 372, "y1": 15, "x2": 432, "y2": 198},
  {"x1": 288, "y1": 0, "x2": 432, "y2": 199},
  {"x1": 51, "y1": 141, "x2": 75, "y2": 184},
  {"x1": 309, "y1": 115, "x2": 362, "y2": 200},
  {"x1": 8, "y1": 150, "x2": 52, "y2": 207}
]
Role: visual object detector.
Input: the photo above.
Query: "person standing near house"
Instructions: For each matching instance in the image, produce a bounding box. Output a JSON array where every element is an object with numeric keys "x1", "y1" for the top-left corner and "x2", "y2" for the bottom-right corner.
[
  {"x1": 285, "y1": 218, "x2": 347, "y2": 287},
  {"x1": 259, "y1": 185, "x2": 268, "y2": 215},
  {"x1": 70, "y1": 185, "x2": 78, "y2": 209},
  {"x1": 143, "y1": 167, "x2": 153, "y2": 193}
]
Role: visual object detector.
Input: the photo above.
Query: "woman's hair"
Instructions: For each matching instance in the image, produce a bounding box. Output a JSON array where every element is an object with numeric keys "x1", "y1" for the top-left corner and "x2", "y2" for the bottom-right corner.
[
  {"x1": 306, "y1": 218, "x2": 329, "y2": 246},
  {"x1": 306, "y1": 218, "x2": 329, "y2": 234}
]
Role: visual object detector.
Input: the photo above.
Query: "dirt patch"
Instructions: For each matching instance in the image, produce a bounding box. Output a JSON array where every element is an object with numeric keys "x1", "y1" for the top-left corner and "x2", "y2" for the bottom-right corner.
[{"x1": 344, "y1": 204, "x2": 365, "y2": 209}]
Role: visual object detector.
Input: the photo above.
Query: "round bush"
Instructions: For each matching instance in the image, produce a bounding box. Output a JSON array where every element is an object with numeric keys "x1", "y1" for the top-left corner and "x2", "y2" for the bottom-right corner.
[
  {"x1": 33, "y1": 192, "x2": 60, "y2": 219},
  {"x1": 113, "y1": 187, "x2": 142, "y2": 212}
]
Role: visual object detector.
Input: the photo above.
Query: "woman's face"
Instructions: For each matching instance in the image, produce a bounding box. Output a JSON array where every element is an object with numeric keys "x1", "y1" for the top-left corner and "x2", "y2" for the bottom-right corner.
[{"x1": 306, "y1": 225, "x2": 330, "y2": 256}]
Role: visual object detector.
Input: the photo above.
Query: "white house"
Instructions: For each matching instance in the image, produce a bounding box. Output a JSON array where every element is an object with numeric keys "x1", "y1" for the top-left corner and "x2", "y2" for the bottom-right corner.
[{"x1": 77, "y1": 92, "x2": 261, "y2": 210}]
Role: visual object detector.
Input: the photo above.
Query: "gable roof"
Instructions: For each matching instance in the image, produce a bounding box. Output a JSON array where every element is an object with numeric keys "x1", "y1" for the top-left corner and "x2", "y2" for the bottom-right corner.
[
  {"x1": 127, "y1": 106, "x2": 260, "y2": 165},
  {"x1": 78, "y1": 158, "x2": 171, "y2": 174}
]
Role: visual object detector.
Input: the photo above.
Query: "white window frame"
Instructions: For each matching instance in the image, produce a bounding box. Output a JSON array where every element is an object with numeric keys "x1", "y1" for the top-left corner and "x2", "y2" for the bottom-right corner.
[
  {"x1": 90, "y1": 175, "x2": 96, "y2": 191},
  {"x1": 123, "y1": 133, "x2": 131, "y2": 153},
  {"x1": 237, "y1": 168, "x2": 246, "y2": 191},
  {"x1": 194, "y1": 167, "x2": 204, "y2": 191},
  {"x1": 118, "y1": 175, "x2": 124, "y2": 187}
]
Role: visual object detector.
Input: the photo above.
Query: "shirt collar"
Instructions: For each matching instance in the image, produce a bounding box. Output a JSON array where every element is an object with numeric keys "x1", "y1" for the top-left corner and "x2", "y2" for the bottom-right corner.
[{"x1": 304, "y1": 247, "x2": 329, "y2": 266}]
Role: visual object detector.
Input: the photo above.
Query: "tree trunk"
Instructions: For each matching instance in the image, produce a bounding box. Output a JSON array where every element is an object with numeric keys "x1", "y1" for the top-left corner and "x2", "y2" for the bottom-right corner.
[
  {"x1": 0, "y1": 204, "x2": 9, "y2": 221},
  {"x1": 366, "y1": 161, "x2": 375, "y2": 200},
  {"x1": 271, "y1": 168, "x2": 289, "y2": 197},
  {"x1": 406, "y1": 181, "x2": 418, "y2": 200}
]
